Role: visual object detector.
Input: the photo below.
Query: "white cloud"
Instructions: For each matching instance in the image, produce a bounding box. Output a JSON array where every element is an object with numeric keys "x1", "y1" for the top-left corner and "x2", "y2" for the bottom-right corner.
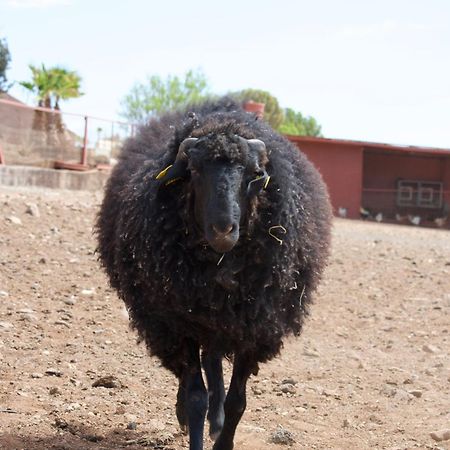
[{"x1": 5, "y1": 0, "x2": 71, "y2": 8}]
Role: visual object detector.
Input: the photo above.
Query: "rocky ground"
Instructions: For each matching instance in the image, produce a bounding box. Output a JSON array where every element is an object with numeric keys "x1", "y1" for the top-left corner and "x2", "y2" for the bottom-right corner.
[{"x1": 0, "y1": 186, "x2": 449, "y2": 450}]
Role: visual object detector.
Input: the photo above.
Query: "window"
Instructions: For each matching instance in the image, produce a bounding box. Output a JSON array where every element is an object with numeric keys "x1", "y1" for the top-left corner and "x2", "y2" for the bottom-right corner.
[{"x1": 397, "y1": 180, "x2": 443, "y2": 209}]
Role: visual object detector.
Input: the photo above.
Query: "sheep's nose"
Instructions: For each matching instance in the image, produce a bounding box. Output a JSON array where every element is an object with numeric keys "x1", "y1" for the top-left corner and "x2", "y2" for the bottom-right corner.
[{"x1": 211, "y1": 223, "x2": 235, "y2": 236}]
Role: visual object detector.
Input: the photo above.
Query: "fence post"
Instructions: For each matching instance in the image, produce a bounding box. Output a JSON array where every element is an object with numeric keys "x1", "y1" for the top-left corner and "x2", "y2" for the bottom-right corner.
[{"x1": 81, "y1": 116, "x2": 89, "y2": 166}]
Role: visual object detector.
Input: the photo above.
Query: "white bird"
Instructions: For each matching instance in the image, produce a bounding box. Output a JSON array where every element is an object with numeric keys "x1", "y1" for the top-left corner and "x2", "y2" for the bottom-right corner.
[
  {"x1": 434, "y1": 217, "x2": 447, "y2": 228},
  {"x1": 408, "y1": 215, "x2": 421, "y2": 226},
  {"x1": 338, "y1": 207, "x2": 347, "y2": 218}
]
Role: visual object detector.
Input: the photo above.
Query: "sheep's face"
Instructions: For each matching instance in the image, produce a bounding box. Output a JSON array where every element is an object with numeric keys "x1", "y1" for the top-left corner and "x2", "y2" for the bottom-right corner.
[{"x1": 162, "y1": 134, "x2": 269, "y2": 253}]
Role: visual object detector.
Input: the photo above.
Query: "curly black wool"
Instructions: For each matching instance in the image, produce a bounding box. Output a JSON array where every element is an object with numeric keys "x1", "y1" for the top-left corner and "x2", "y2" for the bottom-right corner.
[{"x1": 96, "y1": 97, "x2": 332, "y2": 377}]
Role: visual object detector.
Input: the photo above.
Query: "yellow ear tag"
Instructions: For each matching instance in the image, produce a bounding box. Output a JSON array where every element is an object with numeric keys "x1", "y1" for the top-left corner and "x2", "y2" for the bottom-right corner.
[
  {"x1": 165, "y1": 177, "x2": 182, "y2": 186},
  {"x1": 155, "y1": 165, "x2": 173, "y2": 180},
  {"x1": 264, "y1": 176, "x2": 271, "y2": 189}
]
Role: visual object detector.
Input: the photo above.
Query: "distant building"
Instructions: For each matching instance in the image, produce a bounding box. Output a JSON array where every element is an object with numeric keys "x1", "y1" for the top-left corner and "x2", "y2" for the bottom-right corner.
[{"x1": 288, "y1": 135, "x2": 450, "y2": 228}]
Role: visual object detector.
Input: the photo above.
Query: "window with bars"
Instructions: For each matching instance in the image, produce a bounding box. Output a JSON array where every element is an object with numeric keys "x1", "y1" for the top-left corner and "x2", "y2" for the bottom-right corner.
[{"x1": 397, "y1": 180, "x2": 443, "y2": 209}]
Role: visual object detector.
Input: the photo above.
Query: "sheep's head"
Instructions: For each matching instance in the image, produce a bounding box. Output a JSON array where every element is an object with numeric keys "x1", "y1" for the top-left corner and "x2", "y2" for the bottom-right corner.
[{"x1": 158, "y1": 133, "x2": 269, "y2": 253}]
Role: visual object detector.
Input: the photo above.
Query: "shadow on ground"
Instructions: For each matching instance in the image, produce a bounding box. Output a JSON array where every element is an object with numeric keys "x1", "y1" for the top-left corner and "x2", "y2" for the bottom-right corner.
[{"x1": 0, "y1": 421, "x2": 180, "y2": 450}]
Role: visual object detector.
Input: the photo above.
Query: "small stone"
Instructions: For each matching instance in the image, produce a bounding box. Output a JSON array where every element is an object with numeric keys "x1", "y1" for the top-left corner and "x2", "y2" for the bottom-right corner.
[
  {"x1": 115, "y1": 405, "x2": 126, "y2": 415},
  {"x1": 65, "y1": 403, "x2": 81, "y2": 411},
  {"x1": 422, "y1": 344, "x2": 439, "y2": 353},
  {"x1": 92, "y1": 375, "x2": 123, "y2": 389},
  {"x1": 127, "y1": 421, "x2": 137, "y2": 430},
  {"x1": 409, "y1": 390, "x2": 422, "y2": 398},
  {"x1": 0, "y1": 291, "x2": 8, "y2": 297},
  {"x1": 270, "y1": 426, "x2": 295, "y2": 445},
  {"x1": 280, "y1": 384, "x2": 296, "y2": 394},
  {"x1": 31, "y1": 373, "x2": 43, "y2": 379},
  {"x1": 49, "y1": 387, "x2": 61, "y2": 396},
  {"x1": 343, "y1": 418, "x2": 351, "y2": 428},
  {"x1": 63, "y1": 297, "x2": 76, "y2": 306},
  {"x1": 302, "y1": 349, "x2": 320, "y2": 357},
  {"x1": 281, "y1": 378, "x2": 298, "y2": 385},
  {"x1": 45, "y1": 369, "x2": 62, "y2": 377},
  {"x1": 81, "y1": 289, "x2": 95, "y2": 296},
  {"x1": 26, "y1": 203, "x2": 40, "y2": 217},
  {"x1": 54, "y1": 418, "x2": 68, "y2": 429},
  {"x1": 251, "y1": 387, "x2": 263, "y2": 395},
  {"x1": 0, "y1": 321, "x2": 14, "y2": 331},
  {"x1": 55, "y1": 320, "x2": 71, "y2": 328},
  {"x1": 7, "y1": 216, "x2": 22, "y2": 225},
  {"x1": 430, "y1": 429, "x2": 450, "y2": 442}
]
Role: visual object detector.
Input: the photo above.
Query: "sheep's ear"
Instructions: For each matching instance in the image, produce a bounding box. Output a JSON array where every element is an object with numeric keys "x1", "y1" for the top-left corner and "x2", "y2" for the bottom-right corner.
[
  {"x1": 247, "y1": 171, "x2": 270, "y2": 197},
  {"x1": 155, "y1": 137, "x2": 198, "y2": 187},
  {"x1": 155, "y1": 162, "x2": 188, "y2": 187}
]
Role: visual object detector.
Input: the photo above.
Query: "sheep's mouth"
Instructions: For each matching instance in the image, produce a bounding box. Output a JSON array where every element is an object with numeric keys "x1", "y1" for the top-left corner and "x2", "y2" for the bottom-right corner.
[{"x1": 207, "y1": 234, "x2": 239, "y2": 253}]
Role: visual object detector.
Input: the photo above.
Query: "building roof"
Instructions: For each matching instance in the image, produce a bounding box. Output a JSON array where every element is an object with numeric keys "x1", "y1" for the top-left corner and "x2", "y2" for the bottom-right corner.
[{"x1": 287, "y1": 135, "x2": 450, "y2": 157}]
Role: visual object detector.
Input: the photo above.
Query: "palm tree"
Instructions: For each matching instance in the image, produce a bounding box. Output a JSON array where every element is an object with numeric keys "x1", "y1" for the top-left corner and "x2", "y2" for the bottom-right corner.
[{"x1": 20, "y1": 64, "x2": 83, "y2": 144}]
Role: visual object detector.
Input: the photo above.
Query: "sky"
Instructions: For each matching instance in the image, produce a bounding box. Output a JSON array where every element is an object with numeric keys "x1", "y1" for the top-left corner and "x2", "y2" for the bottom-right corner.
[{"x1": 1, "y1": 0, "x2": 449, "y2": 148}]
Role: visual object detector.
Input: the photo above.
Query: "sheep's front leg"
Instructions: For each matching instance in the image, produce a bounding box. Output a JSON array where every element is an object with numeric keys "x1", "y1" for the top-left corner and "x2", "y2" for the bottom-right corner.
[
  {"x1": 202, "y1": 351, "x2": 225, "y2": 439},
  {"x1": 212, "y1": 354, "x2": 256, "y2": 450},
  {"x1": 178, "y1": 340, "x2": 208, "y2": 450}
]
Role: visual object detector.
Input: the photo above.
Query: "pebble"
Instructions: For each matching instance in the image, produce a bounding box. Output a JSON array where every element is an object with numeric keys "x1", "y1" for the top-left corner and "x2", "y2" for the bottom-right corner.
[
  {"x1": 422, "y1": 344, "x2": 439, "y2": 353},
  {"x1": 26, "y1": 203, "x2": 40, "y2": 217},
  {"x1": 63, "y1": 297, "x2": 76, "y2": 306},
  {"x1": 430, "y1": 429, "x2": 450, "y2": 442},
  {"x1": 45, "y1": 368, "x2": 62, "y2": 377},
  {"x1": 0, "y1": 291, "x2": 8, "y2": 297},
  {"x1": 49, "y1": 387, "x2": 61, "y2": 396},
  {"x1": 81, "y1": 289, "x2": 95, "y2": 296},
  {"x1": 241, "y1": 425, "x2": 266, "y2": 433},
  {"x1": 30, "y1": 373, "x2": 43, "y2": 379},
  {"x1": 0, "y1": 321, "x2": 14, "y2": 330},
  {"x1": 302, "y1": 349, "x2": 320, "y2": 357},
  {"x1": 409, "y1": 390, "x2": 423, "y2": 398},
  {"x1": 127, "y1": 421, "x2": 137, "y2": 430},
  {"x1": 251, "y1": 386, "x2": 263, "y2": 395},
  {"x1": 92, "y1": 375, "x2": 123, "y2": 389},
  {"x1": 280, "y1": 384, "x2": 296, "y2": 394},
  {"x1": 54, "y1": 418, "x2": 68, "y2": 429},
  {"x1": 7, "y1": 216, "x2": 22, "y2": 225},
  {"x1": 270, "y1": 426, "x2": 295, "y2": 445}
]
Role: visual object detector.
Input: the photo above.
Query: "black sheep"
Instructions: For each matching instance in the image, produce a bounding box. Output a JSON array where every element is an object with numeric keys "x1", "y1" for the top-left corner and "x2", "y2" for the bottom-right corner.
[{"x1": 96, "y1": 97, "x2": 332, "y2": 450}]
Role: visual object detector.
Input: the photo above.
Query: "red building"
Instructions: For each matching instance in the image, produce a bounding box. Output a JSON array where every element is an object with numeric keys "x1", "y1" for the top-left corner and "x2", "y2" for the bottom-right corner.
[{"x1": 287, "y1": 135, "x2": 450, "y2": 228}]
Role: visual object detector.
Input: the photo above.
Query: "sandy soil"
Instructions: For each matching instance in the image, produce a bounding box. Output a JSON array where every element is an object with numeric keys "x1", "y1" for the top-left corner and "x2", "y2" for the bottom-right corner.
[{"x1": 0, "y1": 186, "x2": 449, "y2": 450}]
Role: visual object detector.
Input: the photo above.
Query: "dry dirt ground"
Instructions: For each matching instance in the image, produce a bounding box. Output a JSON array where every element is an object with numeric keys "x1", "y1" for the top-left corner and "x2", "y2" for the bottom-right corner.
[{"x1": 0, "y1": 186, "x2": 449, "y2": 450}]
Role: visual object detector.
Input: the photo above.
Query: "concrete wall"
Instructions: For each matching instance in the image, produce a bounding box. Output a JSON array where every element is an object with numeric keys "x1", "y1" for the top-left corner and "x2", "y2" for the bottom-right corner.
[{"x1": 0, "y1": 165, "x2": 109, "y2": 191}]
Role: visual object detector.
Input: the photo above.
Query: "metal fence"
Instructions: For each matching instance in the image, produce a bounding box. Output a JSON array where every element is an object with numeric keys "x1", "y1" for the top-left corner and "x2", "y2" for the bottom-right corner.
[
  {"x1": 361, "y1": 187, "x2": 449, "y2": 227},
  {"x1": 0, "y1": 98, "x2": 135, "y2": 169}
]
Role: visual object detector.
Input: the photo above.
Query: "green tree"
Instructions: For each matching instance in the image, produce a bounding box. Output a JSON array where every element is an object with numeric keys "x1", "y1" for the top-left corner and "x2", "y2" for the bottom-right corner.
[
  {"x1": 278, "y1": 108, "x2": 322, "y2": 137},
  {"x1": 121, "y1": 69, "x2": 211, "y2": 122},
  {"x1": 231, "y1": 89, "x2": 284, "y2": 129},
  {"x1": 0, "y1": 37, "x2": 11, "y2": 93},
  {"x1": 20, "y1": 64, "x2": 83, "y2": 109},
  {"x1": 20, "y1": 64, "x2": 83, "y2": 141}
]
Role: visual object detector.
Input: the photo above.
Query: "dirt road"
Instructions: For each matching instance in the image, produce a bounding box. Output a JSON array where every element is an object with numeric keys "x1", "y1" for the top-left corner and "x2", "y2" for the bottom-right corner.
[{"x1": 0, "y1": 187, "x2": 449, "y2": 450}]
